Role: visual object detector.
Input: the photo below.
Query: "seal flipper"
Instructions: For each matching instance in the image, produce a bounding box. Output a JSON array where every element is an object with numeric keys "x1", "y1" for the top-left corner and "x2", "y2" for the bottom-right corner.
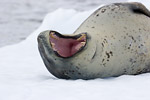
[
  {"x1": 114, "y1": 2, "x2": 150, "y2": 17},
  {"x1": 129, "y1": 2, "x2": 150, "y2": 17}
]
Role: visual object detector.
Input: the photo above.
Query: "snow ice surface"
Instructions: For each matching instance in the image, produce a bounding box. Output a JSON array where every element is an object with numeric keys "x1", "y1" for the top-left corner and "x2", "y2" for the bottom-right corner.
[{"x1": 0, "y1": 0, "x2": 150, "y2": 100}]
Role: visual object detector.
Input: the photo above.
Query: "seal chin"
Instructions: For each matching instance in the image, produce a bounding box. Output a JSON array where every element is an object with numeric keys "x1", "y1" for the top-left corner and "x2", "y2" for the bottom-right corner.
[{"x1": 49, "y1": 31, "x2": 87, "y2": 58}]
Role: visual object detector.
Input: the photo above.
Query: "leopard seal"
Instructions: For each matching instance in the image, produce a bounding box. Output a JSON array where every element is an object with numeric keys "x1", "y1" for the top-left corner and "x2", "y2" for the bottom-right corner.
[{"x1": 37, "y1": 2, "x2": 150, "y2": 79}]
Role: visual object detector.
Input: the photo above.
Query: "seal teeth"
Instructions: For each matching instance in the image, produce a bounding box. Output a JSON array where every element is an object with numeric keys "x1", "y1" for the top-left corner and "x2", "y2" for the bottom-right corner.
[
  {"x1": 50, "y1": 42, "x2": 57, "y2": 51},
  {"x1": 77, "y1": 34, "x2": 86, "y2": 41},
  {"x1": 50, "y1": 32, "x2": 59, "y2": 40},
  {"x1": 74, "y1": 42, "x2": 86, "y2": 50}
]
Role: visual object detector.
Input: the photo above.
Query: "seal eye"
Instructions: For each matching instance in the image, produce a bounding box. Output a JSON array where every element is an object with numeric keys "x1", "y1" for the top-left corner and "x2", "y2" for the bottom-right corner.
[{"x1": 49, "y1": 31, "x2": 87, "y2": 58}]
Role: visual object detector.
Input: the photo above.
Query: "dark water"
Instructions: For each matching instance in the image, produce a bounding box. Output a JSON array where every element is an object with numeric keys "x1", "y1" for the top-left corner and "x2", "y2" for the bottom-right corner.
[{"x1": 0, "y1": 0, "x2": 127, "y2": 47}]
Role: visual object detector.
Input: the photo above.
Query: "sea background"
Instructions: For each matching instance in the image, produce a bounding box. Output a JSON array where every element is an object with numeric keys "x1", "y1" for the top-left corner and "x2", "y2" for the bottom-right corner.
[{"x1": 0, "y1": 0, "x2": 127, "y2": 47}]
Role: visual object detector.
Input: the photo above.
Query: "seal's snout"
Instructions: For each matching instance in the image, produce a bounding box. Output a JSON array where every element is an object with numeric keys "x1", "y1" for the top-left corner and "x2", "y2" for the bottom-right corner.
[
  {"x1": 37, "y1": 31, "x2": 48, "y2": 44},
  {"x1": 49, "y1": 31, "x2": 87, "y2": 58},
  {"x1": 37, "y1": 34, "x2": 43, "y2": 44}
]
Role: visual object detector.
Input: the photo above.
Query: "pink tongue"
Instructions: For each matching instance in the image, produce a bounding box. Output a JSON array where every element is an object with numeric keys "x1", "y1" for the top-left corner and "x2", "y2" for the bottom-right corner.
[{"x1": 50, "y1": 37, "x2": 85, "y2": 57}]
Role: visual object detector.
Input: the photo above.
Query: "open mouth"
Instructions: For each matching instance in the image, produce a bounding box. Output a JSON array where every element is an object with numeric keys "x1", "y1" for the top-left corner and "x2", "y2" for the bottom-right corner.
[{"x1": 49, "y1": 31, "x2": 87, "y2": 58}]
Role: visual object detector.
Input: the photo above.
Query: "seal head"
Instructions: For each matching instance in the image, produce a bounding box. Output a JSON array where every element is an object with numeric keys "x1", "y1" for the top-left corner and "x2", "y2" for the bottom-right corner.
[{"x1": 38, "y1": 30, "x2": 93, "y2": 79}]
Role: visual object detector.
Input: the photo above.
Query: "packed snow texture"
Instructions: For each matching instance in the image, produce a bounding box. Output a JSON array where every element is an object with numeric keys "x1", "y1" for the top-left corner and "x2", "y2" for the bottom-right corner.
[{"x1": 0, "y1": 0, "x2": 150, "y2": 100}]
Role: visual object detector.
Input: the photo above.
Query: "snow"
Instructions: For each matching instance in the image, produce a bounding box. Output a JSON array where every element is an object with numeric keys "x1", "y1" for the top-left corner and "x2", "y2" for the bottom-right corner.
[{"x1": 0, "y1": 0, "x2": 150, "y2": 100}]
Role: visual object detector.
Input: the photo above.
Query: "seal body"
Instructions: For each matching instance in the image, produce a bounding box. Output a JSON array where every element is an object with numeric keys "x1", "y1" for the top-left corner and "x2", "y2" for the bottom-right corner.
[{"x1": 38, "y1": 2, "x2": 150, "y2": 79}]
